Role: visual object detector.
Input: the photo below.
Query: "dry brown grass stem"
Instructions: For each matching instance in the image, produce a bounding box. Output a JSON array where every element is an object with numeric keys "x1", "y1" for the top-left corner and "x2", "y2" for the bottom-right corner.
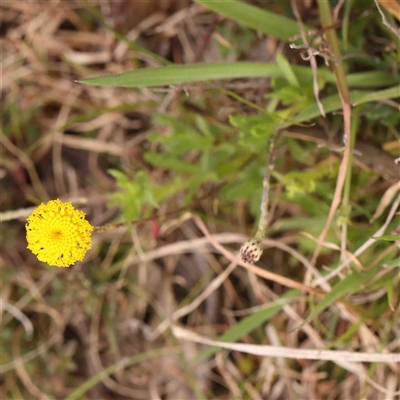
[
  {"x1": 172, "y1": 325, "x2": 400, "y2": 364},
  {"x1": 371, "y1": 181, "x2": 400, "y2": 222},
  {"x1": 310, "y1": 107, "x2": 351, "y2": 265},
  {"x1": 374, "y1": 0, "x2": 400, "y2": 39},
  {"x1": 301, "y1": 231, "x2": 364, "y2": 270},
  {"x1": 192, "y1": 310, "x2": 399, "y2": 398},
  {"x1": 311, "y1": 2, "x2": 352, "y2": 267},
  {"x1": 0, "y1": 299, "x2": 33, "y2": 340}
]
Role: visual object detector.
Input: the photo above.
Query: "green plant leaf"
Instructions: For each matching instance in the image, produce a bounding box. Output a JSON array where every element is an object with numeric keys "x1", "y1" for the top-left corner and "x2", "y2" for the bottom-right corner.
[
  {"x1": 327, "y1": 320, "x2": 362, "y2": 349},
  {"x1": 80, "y1": 63, "x2": 397, "y2": 89},
  {"x1": 346, "y1": 71, "x2": 398, "y2": 88},
  {"x1": 293, "y1": 90, "x2": 372, "y2": 123},
  {"x1": 352, "y1": 85, "x2": 400, "y2": 105},
  {"x1": 381, "y1": 258, "x2": 400, "y2": 268},
  {"x1": 372, "y1": 234, "x2": 400, "y2": 241},
  {"x1": 80, "y1": 63, "x2": 310, "y2": 87},
  {"x1": 108, "y1": 170, "x2": 158, "y2": 221},
  {"x1": 386, "y1": 281, "x2": 395, "y2": 310},
  {"x1": 196, "y1": 0, "x2": 304, "y2": 41},
  {"x1": 300, "y1": 267, "x2": 379, "y2": 328},
  {"x1": 276, "y1": 54, "x2": 300, "y2": 87},
  {"x1": 144, "y1": 152, "x2": 200, "y2": 174}
]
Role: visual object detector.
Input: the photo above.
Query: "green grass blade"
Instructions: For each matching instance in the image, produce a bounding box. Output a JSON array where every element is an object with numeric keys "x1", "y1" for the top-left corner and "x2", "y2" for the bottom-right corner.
[
  {"x1": 382, "y1": 258, "x2": 400, "y2": 268},
  {"x1": 299, "y1": 267, "x2": 379, "y2": 329},
  {"x1": 372, "y1": 234, "x2": 400, "y2": 241},
  {"x1": 327, "y1": 320, "x2": 362, "y2": 349},
  {"x1": 352, "y1": 85, "x2": 400, "y2": 105},
  {"x1": 342, "y1": 0, "x2": 353, "y2": 50},
  {"x1": 276, "y1": 54, "x2": 300, "y2": 87},
  {"x1": 195, "y1": 291, "x2": 299, "y2": 362},
  {"x1": 293, "y1": 91, "x2": 369, "y2": 123},
  {"x1": 80, "y1": 63, "x2": 302, "y2": 87},
  {"x1": 195, "y1": 0, "x2": 304, "y2": 41},
  {"x1": 346, "y1": 71, "x2": 399, "y2": 88},
  {"x1": 80, "y1": 62, "x2": 398, "y2": 88}
]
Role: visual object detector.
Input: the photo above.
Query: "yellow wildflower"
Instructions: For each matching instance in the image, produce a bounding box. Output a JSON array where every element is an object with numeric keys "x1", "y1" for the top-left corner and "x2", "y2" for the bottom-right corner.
[{"x1": 26, "y1": 199, "x2": 93, "y2": 267}]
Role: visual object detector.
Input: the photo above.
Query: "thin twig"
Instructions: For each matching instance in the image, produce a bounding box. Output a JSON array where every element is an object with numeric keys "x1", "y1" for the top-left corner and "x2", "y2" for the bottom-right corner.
[
  {"x1": 0, "y1": 299, "x2": 34, "y2": 340},
  {"x1": 374, "y1": 0, "x2": 400, "y2": 40},
  {"x1": 333, "y1": 0, "x2": 346, "y2": 23}
]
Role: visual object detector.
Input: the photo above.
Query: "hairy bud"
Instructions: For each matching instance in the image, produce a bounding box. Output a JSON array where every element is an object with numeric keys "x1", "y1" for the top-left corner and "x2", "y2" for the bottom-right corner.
[{"x1": 240, "y1": 238, "x2": 263, "y2": 264}]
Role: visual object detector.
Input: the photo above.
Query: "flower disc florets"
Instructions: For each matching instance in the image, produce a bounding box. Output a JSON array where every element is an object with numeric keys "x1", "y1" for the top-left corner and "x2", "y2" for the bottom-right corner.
[{"x1": 26, "y1": 199, "x2": 93, "y2": 267}]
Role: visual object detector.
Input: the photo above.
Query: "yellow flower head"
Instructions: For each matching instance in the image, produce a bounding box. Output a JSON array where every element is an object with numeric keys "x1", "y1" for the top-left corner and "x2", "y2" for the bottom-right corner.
[{"x1": 26, "y1": 199, "x2": 93, "y2": 267}]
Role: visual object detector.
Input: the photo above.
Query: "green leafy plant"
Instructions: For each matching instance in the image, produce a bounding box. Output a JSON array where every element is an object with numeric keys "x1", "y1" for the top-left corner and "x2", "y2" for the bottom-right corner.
[{"x1": 108, "y1": 170, "x2": 158, "y2": 221}]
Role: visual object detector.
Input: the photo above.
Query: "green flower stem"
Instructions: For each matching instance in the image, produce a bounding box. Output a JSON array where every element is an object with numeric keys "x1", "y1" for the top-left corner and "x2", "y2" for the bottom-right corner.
[
  {"x1": 93, "y1": 220, "x2": 137, "y2": 233},
  {"x1": 92, "y1": 191, "x2": 219, "y2": 233},
  {"x1": 240, "y1": 130, "x2": 281, "y2": 263},
  {"x1": 340, "y1": 114, "x2": 359, "y2": 257},
  {"x1": 255, "y1": 130, "x2": 281, "y2": 241}
]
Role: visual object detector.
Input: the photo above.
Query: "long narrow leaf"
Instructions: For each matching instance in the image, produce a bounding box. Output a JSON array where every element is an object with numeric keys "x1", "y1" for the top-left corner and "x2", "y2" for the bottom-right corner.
[
  {"x1": 299, "y1": 267, "x2": 379, "y2": 328},
  {"x1": 346, "y1": 71, "x2": 399, "y2": 88},
  {"x1": 80, "y1": 63, "x2": 398, "y2": 88},
  {"x1": 195, "y1": 0, "x2": 304, "y2": 41},
  {"x1": 80, "y1": 63, "x2": 309, "y2": 87},
  {"x1": 293, "y1": 91, "x2": 368, "y2": 123},
  {"x1": 372, "y1": 234, "x2": 400, "y2": 241},
  {"x1": 352, "y1": 85, "x2": 400, "y2": 105}
]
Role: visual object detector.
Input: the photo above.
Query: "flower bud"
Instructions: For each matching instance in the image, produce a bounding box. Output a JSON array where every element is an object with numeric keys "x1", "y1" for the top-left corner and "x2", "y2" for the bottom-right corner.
[{"x1": 240, "y1": 238, "x2": 263, "y2": 264}]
